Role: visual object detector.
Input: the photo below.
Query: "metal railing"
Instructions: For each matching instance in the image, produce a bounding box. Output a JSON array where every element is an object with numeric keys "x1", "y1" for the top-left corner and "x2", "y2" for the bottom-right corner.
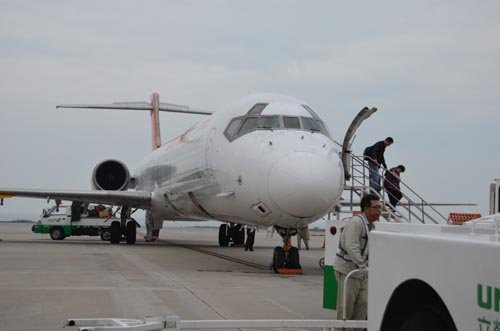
[
  {"x1": 344, "y1": 152, "x2": 448, "y2": 224},
  {"x1": 65, "y1": 316, "x2": 368, "y2": 330}
]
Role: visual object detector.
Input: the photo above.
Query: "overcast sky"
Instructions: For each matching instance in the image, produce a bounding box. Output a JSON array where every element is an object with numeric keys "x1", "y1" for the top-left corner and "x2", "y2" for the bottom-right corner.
[{"x1": 1, "y1": 1, "x2": 499, "y2": 223}]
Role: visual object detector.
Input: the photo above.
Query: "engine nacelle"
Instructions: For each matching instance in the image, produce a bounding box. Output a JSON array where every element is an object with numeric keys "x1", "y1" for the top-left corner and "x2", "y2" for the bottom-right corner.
[{"x1": 91, "y1": 159, "x2": 131, "y2": 191}]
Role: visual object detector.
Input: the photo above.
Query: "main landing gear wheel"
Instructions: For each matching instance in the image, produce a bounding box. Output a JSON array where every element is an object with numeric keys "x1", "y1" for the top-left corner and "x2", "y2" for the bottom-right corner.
[
  {"x1": 110, "y1": 221, "x2": 121, "y2": 244},
  {"x1": 125, "y1": 221, "x2": 136, "y2": 245},
  {"x1": 232, "y1": 225, "x2": 245, "y2": 245},
  {"x1": 218, "y1": 224, "x2": 230, "y2": 246},
  {"x1": 50, "y1": 227, "x2": 65, "y2": 240}
]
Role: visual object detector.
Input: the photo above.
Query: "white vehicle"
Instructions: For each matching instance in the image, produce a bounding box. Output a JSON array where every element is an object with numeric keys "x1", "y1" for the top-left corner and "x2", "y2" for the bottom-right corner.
[
  {"x1": 32, "y1": 205, "x2": 135, "y2": 242},
  {"x1": 0, "y1": 93, "x2": 367, "y2": 270},
  {"x1": 323, "y1": 216, "x2": 500, "y2": 330}
]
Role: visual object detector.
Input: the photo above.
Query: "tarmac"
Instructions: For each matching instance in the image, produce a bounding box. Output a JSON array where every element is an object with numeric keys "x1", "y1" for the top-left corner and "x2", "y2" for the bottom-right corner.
[{"x1": 0, "y1": 223, "x2": 334, "y2": 331}]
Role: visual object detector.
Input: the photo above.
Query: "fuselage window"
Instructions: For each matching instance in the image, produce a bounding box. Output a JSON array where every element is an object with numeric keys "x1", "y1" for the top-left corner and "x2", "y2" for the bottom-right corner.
[
  {"x1": 301, "y1": 117, "x2": 320, "y2": 132},
  {"x1": 247, "y1": 103, "x2": 269, "y2": 115},
  {"x1": 238, "y1": 117, "x2": 258, "y2": 136},
  {"x1": 257, "y1": 116, "x2": 280, "y2": 129},
  {"x1": 223, "y1": 117, "x2": 244, "y2": 141},
  {"x1": 283, "y1": 116, "x2": 301, "y2": 129}
]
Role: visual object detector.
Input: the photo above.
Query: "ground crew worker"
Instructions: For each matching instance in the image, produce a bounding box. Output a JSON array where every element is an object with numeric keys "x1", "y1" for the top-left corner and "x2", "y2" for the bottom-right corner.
[
  {"x1": 333, "y1": 194, "x2": 381, "y2": 331},
  {"x1": 297, "y1": 224, "x2": 310, "y2": 250},
  {"x1": 245, "y1": 226, "x2": 255, "y2": 251}
]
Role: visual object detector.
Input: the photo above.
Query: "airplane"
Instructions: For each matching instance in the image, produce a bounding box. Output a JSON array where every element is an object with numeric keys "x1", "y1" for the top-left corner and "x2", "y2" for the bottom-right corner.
[{"x1": 0, "y1": 92, "x2": 364, "y2": 272}]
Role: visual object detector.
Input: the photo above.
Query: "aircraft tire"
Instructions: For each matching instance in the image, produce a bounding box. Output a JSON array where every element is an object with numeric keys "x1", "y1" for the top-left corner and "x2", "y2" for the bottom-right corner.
[
  {"x1": 234, "y1": 227, "x2": 245, "y2": 244},
  {"x1": 100, "y1": 228, "x2": 111, "y2": 241},
  {"x1": 50, "y1": 227, "x2": 65, "y2": 240},
  {"x1": 218, "y1": 224, "x2": 230, "y2": 246},
  {"x1": 272, "y1": 246, "x2": 285, "y2": 272},
  {"x1": 110, "y1": 221, "x2": 121, "y2": 244},
  {"x1": 287, "y1": 247, "x2": 301, "y2": 269},
  {"x1": 125, "y1": 221, "x2": 136, "y2": 245}
]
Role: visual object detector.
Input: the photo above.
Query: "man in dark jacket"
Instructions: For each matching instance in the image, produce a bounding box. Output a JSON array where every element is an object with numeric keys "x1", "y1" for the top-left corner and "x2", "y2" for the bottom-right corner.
[
  {"x1": 384, "y1": 165, "x2": 406, "y2": 208},
  {"x1": 363, "y1": 137, "x2": 393, "y2": 193}
]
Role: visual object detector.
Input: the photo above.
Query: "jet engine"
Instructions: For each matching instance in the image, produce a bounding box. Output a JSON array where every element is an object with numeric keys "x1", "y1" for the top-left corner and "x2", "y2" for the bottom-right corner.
[{"x1": 91, "y1": 159, "x2": 131, "y2": 191}]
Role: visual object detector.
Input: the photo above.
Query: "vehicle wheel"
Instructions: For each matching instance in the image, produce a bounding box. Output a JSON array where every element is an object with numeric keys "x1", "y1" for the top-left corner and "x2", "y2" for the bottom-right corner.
[
  {"x1": 125, "y1": 221, "x2": 136, "y2": 244},
  {"x1": 272, "y1": 246, "x2": 285, "y2": 272},
  {"x1": 49, "y1": 227, "x2": 65, "y2": 240},
  {"x1": 400, "y1": 307, "x2": 453, "y2": 331},
  {"x1": 287, "y1": 246, "x2": 301, "y2": 269},
  {"x1": 218, "y1": 224, "x2": 230, "y2": 246},
  {"x1": 110, "y1": 221, "x2": 121, "y2": 244},
  {"x1": 319, "y1": 257, "x2": 325, "y2": 269},
  {"x1": 100, "y1": 228, "x2": 111, "y2": 241}
]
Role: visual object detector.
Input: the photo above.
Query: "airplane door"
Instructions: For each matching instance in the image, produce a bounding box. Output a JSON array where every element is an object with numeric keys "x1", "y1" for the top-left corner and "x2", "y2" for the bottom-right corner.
[{"x1": 341, "y1": 107, "x2": 378, "y2": 180}]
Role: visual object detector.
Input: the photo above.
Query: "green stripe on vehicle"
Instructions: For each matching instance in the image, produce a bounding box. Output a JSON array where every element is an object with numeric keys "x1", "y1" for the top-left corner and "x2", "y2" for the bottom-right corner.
[
  {"x1": 323, "y1": 265, "x2": 338, "y2": 310},
  {"x1": 33, "y1": 224, "x2": 72, "y2": 235}
]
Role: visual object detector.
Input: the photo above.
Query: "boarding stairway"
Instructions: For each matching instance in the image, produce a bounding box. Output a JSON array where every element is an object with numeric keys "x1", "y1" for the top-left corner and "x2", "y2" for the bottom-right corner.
[{"x1": 340, "y1": 152, "x2": 448, "y2": 224}]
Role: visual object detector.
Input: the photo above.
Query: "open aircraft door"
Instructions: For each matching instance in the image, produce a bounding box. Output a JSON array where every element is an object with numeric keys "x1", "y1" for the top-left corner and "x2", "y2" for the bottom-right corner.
[{"x1": 341, "y1": 107, "x2": 377, "y2": 180}]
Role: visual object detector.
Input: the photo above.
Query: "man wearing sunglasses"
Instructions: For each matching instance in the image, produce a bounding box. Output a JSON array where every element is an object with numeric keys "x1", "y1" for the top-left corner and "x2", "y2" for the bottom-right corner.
[{"x1": 333, "y1": 193, "x2": 381, "y2": 330}]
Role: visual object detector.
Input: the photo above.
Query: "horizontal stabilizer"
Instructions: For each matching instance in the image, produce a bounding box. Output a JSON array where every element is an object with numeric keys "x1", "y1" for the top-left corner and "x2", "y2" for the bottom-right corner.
[
  {"x1": 57, "y1": 102, "x2": 213, "y2": 115},
  {"x1": 0, "y1": 188, "x2": 151, "y2": 209}
]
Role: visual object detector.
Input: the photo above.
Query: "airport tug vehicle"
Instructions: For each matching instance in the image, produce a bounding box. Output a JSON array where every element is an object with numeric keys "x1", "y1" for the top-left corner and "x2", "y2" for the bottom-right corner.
[{"x1": 32, "y1": 204, "x2": 137, "y2": 242}]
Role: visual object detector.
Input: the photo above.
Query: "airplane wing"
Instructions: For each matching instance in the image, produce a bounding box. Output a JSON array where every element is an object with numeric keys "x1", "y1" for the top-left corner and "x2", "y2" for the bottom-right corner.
[
  {"x1": 56, "y1": 101, "x2": 213, "y2": 116},
  {"x1": 0, "y1": 189, "x2": 151, "y2": 209}
]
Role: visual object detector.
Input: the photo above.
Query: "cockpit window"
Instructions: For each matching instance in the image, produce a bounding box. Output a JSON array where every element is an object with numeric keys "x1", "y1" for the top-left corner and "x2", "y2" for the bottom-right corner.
[
  {"x1": 238, "y1": 117, "x2": 258, "y2": 136},
  {"x1": 223, "y1": 117, "x2": 244, "y2": 141},
  {"x1": 302, "y1": 105, "x2": 320, "y2": 119},
  {"x1": 283, "y1": 116, "x2": 301, "y2": 129},
  {"x1": 224, "y1": 105, "x2": 332, "y2": 142},
  {"x1": 257, "y1": 116, "x2": 280, "y2": 129},
  {"x1": 316, "y1": 120, "x2": 331, "y2": 137},
  {"x1": 301, "y1": 117, "x2": 320, "y2": 131},
  {"x1": 247, "y1": 103, "x2": 268, "y2": 115}
]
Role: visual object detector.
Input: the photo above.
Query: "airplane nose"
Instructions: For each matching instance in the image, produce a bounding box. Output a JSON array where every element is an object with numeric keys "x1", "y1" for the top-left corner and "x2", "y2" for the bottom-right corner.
[{"x1": 268, "y1": 151, "x2": 344, "y2": 218}]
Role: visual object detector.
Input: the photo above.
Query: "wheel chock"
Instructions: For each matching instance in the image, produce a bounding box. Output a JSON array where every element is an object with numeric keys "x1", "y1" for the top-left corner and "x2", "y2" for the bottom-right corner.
[
  {"x1": 275, "y1": 268, "x2": 303, "y2": 275},
  {"x1": 230, "y1": 243, "x2": 245, "y2": 248}
]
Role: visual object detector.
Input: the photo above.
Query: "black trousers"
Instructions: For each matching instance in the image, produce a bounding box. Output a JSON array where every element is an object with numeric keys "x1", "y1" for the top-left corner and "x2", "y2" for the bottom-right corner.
[
  {"x1": 387, "y1": 188, "x2": 402, "y2": 207},
  {"x1": 245, "y1": 229, "x2": 255, "y2": 250}
]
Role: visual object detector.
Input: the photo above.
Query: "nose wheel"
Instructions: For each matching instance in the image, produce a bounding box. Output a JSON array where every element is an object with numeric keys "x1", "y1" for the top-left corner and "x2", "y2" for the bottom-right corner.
[{"x1": 271, "y1": 226, "x2": 302, "y2": 274}]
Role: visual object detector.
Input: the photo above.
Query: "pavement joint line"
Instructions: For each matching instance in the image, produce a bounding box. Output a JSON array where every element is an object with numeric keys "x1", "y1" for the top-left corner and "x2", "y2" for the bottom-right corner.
[{"x1": 138, "y1": 231, "x2": 270, "y2": 271}]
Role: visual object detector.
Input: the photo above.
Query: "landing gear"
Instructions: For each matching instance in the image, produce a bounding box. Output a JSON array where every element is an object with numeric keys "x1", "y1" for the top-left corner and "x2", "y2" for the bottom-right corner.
[
  {"x1": 271, "y1": 226, "x2": 302, "y2": 274},
  {"x1": 125, "y1": 220, "x2": 136, "y2": 245},
  {"x1": 218, "y1": 223, "x2": 245, "y2": 247},
  {"x1": 110, "y1": 221, "x2": 121, "y2": 244},
  {"x1": 109, "y1": 206, "x2": 138, "y2": 244},
  {"x1": 218, "y1": 224, "x2": 230, "y2": 246}
]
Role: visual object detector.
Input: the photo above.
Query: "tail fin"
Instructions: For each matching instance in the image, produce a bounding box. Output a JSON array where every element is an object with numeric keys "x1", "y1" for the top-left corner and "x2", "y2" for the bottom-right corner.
[
  {"x1": 150, "y1": 92, "x2": 161, "y2": 150},
  {"x1": 56, "y1": 93, "x2": 214, "y2": 151}
]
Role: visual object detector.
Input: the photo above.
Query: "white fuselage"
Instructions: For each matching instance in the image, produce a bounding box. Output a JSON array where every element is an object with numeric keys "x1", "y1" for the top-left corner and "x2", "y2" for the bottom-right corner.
[{"x1": 134, "y1": 94, "x2": 344, "y2": 229}]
